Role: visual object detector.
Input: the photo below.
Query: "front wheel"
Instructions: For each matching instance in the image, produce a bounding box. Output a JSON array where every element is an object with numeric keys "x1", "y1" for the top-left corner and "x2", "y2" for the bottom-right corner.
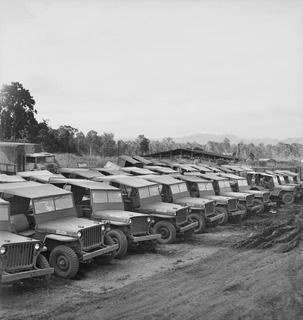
[
  {"x1": 35, "y1": 254, "x2": 51, "y2": 284},
  {"x1": 154, "y1": 220, "x2": 177, "y2": 244},
  {"x1": 49, "y1": 245, "x2": 79, "y2": 279},
  {"x1": 106, "y1": 229, "x2": 128, "y2": 259},
  {"x1": 253, "y1": 199, "x2": 265, "y2": 214},
  {"x1": 189, "y1": 212, "x2": 206, "y2": 234},
  {"x1": 281, "y1": 192, "x2": 295, "y2": 205},
  {"x1": 215, "y1": 207, "x2": 229, "y2": 225}
]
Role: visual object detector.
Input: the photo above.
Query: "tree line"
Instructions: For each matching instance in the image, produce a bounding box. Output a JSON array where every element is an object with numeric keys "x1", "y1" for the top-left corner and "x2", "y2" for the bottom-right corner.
[{"x1": 1, "y1": 82, "x2": 303, "y2": 161}]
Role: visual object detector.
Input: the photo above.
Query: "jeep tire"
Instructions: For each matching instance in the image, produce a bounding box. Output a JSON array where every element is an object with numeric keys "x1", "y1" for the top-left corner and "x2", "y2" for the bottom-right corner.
[
  {"x1": 106, "y1": 229, "x2": 128, "y2": 258},
  {"x1": 253, "y1": 199, "x2": 265, "y2": 214},
  {"x1": 154, "y1": 220, "x2": 176, "y2": 244},
  {"x1": 49, "y1": 245, "x2": 79, "y2": 279},
  {"x1": 36, "y1": 254, "x2": 51, "y2": 283},
  {"x1": 281, "y1": 192, "x2": 295, "y2": 205},
  {"x1": 189, "y1": 212, "x2": 205, "y2": 234},
  {"x1": 215, "y1": 206, "x2": 229, "y2": 225}
]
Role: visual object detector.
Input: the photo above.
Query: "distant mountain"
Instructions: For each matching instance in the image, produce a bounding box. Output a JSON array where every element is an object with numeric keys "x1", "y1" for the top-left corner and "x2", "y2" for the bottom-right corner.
[{"x1": 173, "y1": 133, "x2": 303, "y2": 145}]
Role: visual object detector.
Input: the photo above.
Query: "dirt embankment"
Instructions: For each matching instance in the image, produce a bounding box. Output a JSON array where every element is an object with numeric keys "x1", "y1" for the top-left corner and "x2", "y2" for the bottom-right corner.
[{"x1": 1, "y1": 203, "x2": 303, "y2": 320}]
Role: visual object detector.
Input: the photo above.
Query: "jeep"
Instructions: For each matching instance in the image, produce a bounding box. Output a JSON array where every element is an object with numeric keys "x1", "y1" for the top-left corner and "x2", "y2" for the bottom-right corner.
[
  {"x1": 247, "y1": 171, "x2": 296, "y2": 205},
  {"x1": 176, "y1": 175, "x2": 245, "y2": 225},
  {"x1": 60, "y1": 168, "x2": 104, "y2": 180},
  {"x1": 99, "y1": 175, "x2": 198, "y2": 244},
  {"x1": 142, "y1": 174, "x2": 223, "y2": 233},
  {"x1": 0, "y1": 198, "x2": 53, "y2": 283},
  {"x1": 198, "y1": 173, "x2": 260, "y2": 218},
  {"x1": 218, "y1": 172, "x2": 276, "y2": 213},
  {"x1": 0, "y1": 182, "x2": 118, "y2": 279},
  {"x1": 50, "y1": 178, "x2": 161, "y2": 258}
]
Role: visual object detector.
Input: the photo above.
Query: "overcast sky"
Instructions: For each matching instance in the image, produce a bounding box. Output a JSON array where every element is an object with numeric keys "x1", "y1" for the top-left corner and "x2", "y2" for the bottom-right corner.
[{"x1": 0, "y1": 0, "x2": 302, "y2": 140}]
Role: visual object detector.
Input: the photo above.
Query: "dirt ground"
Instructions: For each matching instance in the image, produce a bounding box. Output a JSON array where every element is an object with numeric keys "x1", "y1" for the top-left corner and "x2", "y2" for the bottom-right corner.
[{"x1": 1, "y1": 203, "x2": 303, "y2": 320}]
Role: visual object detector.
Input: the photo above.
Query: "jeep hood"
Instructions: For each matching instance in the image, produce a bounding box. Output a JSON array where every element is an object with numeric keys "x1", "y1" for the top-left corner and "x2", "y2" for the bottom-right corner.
[
  {"x1": 202, "y1": 195, "x2": 230, "y2": 203},
  {"x1": 140, "y1": 202, "x2": 185, "y2": 216},
  {"x1": 0, "y1": 231, "x2": 40, "y2": 245},
  {"x1": 174, "y1": 197, "x2": 211, "y2": 208},
  {"x1": 37, "y1": 217, "x2": 103, "y2": 237},
  {"x1": 93, "y1": 210, "x2": 147, "y2": 224},
  {"x1": 222, "y1": 192, "x2": 252, "y2": 200}
]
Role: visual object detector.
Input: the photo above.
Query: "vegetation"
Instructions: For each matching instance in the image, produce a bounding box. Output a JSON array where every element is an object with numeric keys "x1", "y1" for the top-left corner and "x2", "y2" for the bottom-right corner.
[{"x1": 1, "y1": 82, "x2": 303, "y2": 160}]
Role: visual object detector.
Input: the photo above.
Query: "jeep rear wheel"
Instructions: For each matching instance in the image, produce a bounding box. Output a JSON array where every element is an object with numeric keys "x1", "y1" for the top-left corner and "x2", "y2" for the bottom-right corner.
[
  {"x1": 281, "y1": 192, "x2": 295, "y2": 205},
  {"x1": 189, "y1": 213, "x2": 205, "y2": 234},
  {"x1": 215, "y1": 207, "x2": 228, "y2": 225},
  {"x1": 106, "y1": 229, "x2": 128, "y2": 259},
  {"x1": 35, "y1": 254, "x2": 51, "y2": 284},
  {"x1": 154, "y1": 221, "x2": 176, "y2": 244},
  {"x1": 49, "y1": 245, "x2": 79, "y2": 279}
]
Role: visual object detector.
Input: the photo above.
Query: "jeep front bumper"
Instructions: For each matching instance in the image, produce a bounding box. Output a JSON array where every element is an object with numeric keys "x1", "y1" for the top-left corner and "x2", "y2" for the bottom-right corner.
[
  {"x1": 131, "y1": 233, "x2": 161, "y2": 243},
  {"x1": 1, "y1": 267, "x2": 54, "y2": 283},
  {"x1": 206, "y1": 213, "x2": 225, "y2": 223},
  {"x1": 247, "y1": 204, "x2": 262, "y2": 213},
  {"x1": 81, "y1": 244, "x2": 118, "y2": 261},
  {"x1": 178, "y1": 221, "x2": 198, "y2": 233},
  {"x1": 230, "y1": 210, "x2": 245, "y2": 217},
  {"x1": 264, "y1": 201, "x2": 276, "y2": 208}
]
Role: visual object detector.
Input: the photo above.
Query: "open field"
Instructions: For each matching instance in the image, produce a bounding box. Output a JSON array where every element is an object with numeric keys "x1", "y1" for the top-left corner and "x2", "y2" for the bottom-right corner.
[{"x1": 1, "y1": 201, "x2": 303, "y2": 320}]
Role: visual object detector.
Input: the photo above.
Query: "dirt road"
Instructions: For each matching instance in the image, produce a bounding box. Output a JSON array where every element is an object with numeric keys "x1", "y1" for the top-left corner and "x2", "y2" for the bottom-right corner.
[{"x1": 1, "y1": 206, "x2": 303, "y2": 320}]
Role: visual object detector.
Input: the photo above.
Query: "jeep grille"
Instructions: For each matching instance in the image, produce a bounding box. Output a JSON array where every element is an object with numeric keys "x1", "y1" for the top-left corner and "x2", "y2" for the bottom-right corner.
[
  {"x1": 176, "y1": 208, "x2": 188, "y2": 225},
  {"x1": 263, "y1": 193, "x2": 270, "y2": 202},
  {"x1": 130, "y1": 216, "x2": 149, "y2": 235},
  {"x1": 228, "y1": 199, "x2": 237, "y2": 211},
  {"x1": 205, "y1": 201, "x2": 215, "y2": 216},
  {"x1": 246, "y1": 194, "x2": 254, "y2": 206},
  {"x1": 82, "y1": 225, "x2": 104, "y2": 250},
  {"x1": 6, "y1": 242, "x2": 36, "y2": 272}
]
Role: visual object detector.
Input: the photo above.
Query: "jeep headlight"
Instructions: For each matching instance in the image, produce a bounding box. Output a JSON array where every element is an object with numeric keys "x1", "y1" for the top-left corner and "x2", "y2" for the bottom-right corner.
[
  {"x1": 147, "y1": 217, "x2": 151, "y2": 223},
  {"x1": 0, "y1": 246, "x2": 6, "y2": 255},
  {"x1": 77, "y1": 231, "x2": 82, "y2": 238},
  {"x1": 128, "y1": 218, "x2": 132, "y2": 224},
  {"x1": 101, "y1": 225, "x2": 105, "y2": 232},
  {"x1": 34, "y1": 243, "x2": 40, "y2": 251}
]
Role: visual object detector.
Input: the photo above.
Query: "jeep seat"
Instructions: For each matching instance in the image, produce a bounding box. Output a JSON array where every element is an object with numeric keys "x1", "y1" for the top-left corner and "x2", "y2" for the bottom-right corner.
[{"x1": 11, "y1": 214, "x2": 35, "y2": 237}]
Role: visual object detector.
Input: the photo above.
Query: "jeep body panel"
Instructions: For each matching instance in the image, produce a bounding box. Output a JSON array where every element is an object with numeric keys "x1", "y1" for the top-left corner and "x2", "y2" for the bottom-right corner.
[{"x1": 0, "y1": 199, "x2": 54, "y2": 283}]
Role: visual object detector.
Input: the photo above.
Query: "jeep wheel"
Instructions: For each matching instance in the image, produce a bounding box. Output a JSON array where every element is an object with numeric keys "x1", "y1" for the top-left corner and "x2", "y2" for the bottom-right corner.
[
  {"x1": 106, "y1": 229, "x2": 128, "y2": 259},
  {"x1": 189, "y1": 213, "x2": 205, "y2": 234},
  {"x1": 35, "y1": 254, "x2": 51, "y2": 284},
  {"x1": 215, "y1": 207, "x2": 228, "y2": 225},
  {"x1": 154, "y1": 221, "x2": 176, "y2": 244},
  {"x1": 49, "y1": 246, "x2": 79, "y2": 279},
  {"x1": 95, "y1": 234, "x2": 117, "y2": 264},
  {"x1": 253, "y1": 199, "x2": 265, "y2": 214},
  {"x1": 237, "y1": 203, "x2": 247, "y2": 219},
  {"x1": 281, "y1": 192, "x2": 295, "y2": 205}
]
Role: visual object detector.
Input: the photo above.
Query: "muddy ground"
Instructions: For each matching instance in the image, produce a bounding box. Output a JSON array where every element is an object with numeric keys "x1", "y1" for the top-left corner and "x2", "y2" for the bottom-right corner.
[{"x1": 1, "y1": 203, "x2": 303, "y2": 320}]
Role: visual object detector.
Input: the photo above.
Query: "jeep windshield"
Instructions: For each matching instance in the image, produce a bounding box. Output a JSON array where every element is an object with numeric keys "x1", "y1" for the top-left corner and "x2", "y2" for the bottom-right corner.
[
  {"x1": 170, "y1": 183, "x2": 188, "y2": 195},
  {"x1": 198, "y1": 182, "x2": 213, "y2": 191},
  {"x1": 33, "y1": 194, "x2": 74, "y2": 214},
  {"x1": 0, "y1": 205, "x2": 9, "y2": 221},
  {"x1": 138, "y1": 185, "x2": 160, "y2": 199},
  {"x1": 238, "y1": 180, "x2": 249, "y2": 187},
  {"x1": 92, "y1": 190, "x2": 122, "y2": 203},
  {"x1": 218, "y1": 180, "x2": 230, "y2": 189}
]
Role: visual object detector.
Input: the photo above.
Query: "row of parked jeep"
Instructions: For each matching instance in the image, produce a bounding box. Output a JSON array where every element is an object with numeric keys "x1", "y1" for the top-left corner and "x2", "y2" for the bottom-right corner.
[{"x1": 0, "y1": 155, "x2": 302, "y2": 284}]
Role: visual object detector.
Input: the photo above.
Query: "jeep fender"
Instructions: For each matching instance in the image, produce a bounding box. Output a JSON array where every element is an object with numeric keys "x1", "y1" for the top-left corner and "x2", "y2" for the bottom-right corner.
[{"x1": 44, "y1": 234, "x2": 77, "y2": 243}]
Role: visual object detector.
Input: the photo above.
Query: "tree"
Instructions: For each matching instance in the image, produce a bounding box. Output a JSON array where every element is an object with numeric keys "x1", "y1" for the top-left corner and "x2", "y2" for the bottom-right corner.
[
  {"x1": 137, "y1": 134, "x2": 150, "y2": 154},
  {"x1": 0, "y1": 82, "x2": 38, "y2": 140}
]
